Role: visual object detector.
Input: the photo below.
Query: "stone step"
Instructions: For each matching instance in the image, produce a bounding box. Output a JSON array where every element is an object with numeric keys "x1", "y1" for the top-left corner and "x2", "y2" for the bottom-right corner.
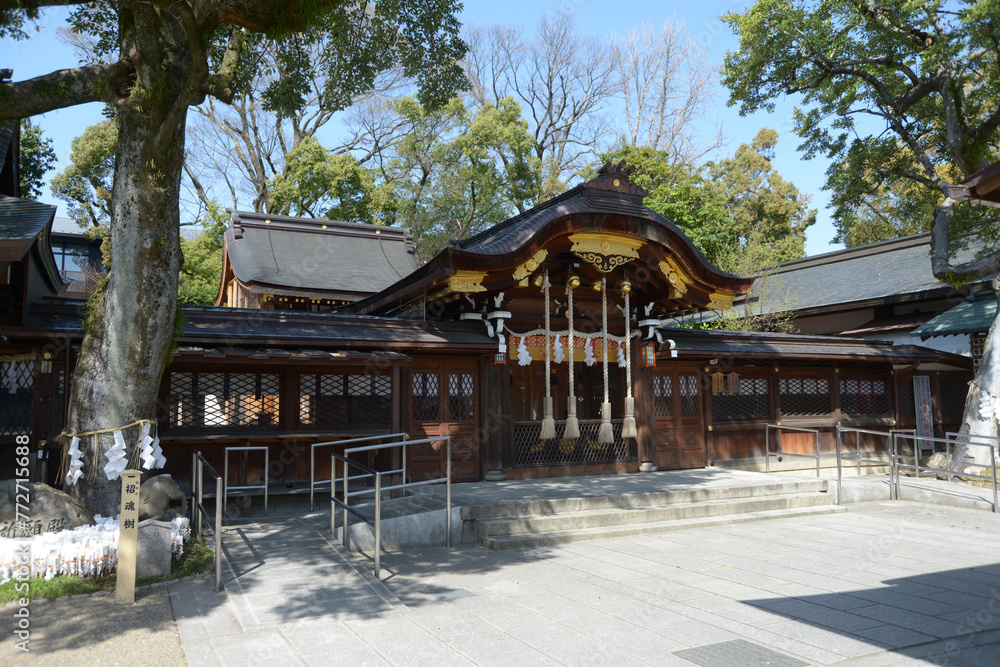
[
  {"x1": 474, "y1": 492, "x2": 835, "y2": 539},
  {"x1": 461, "y1": 477, "x2": 829, "y2": 521},
  {"x1": 478, "y1": 504, "x2": 847, "y2": 551}
]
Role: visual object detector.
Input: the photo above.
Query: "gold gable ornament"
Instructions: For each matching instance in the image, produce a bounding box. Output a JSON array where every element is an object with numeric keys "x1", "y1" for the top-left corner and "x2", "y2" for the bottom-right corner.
[
  {"x1": 513, "y1": 249, "x2": 548, "y2": 281},
  {"x1": 446, "y1": 270, "x2": 489, "y2": 294},
  {"x1": 569, "y1": 232, "x2": 644, "y2": 274}
]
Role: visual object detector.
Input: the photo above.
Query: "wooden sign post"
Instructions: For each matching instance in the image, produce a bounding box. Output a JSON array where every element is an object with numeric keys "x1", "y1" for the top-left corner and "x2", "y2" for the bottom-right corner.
[{"x1": 116, "y1": 470, "x2": 140, "y2": 604}]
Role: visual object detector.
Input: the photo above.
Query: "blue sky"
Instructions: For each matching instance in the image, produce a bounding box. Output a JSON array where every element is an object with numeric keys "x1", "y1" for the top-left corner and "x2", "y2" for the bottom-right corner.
[{"x1": 2, "y1": 2, "x2": 844, "y2": 256}]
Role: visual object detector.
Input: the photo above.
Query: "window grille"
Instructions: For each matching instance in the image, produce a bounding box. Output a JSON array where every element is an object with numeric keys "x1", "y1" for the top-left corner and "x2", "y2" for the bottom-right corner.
[
  {"x1": 0, "y1": 361, "x2": 34, "y2": 435},
  {"x1": 448, "y1": 374, "x2": 475, "y2": 421},
  {"x1": 169, "y1": 372, "x2": 280, "y2": 428},
  {"x1": 513, "y1": 421, "x2": 634, "y2": 466},
  {"x1": 939, "y1": 380, "x2": 968, "y2": 418},
  {"x1": 712, "y1": 376, "x2": 770, "y2": 421},
  {"x1": 778, "y1": 377, "x2": 832, "y2": 416},
  {"x1": 680, "y1": 375, "x2": 700, "y2": 417},
  {"x1": 653, "y1": 375, "x2": 673, "y2": 417},
  {"x1": 896, "y1": 380, "x2": 914, "y2": 416},
  {"x1": 839, "y1": 378, "x2": 888, "y2": 416},
  {"x1": 586, "y1": 365, "x2": 624, "y2": 418},
  {"x1": 299, "y1": 373, "x2": 391, "y2": 427},
  {"x1": 412, "y1": 372, "x2": 440, "y2": 422},
  {"x1": 971, "y1": 334, "x2": 986, "y2": 371}
]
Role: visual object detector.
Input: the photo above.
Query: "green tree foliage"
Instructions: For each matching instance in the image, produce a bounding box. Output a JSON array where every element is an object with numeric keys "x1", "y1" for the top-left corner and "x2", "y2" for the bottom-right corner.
[
  {"x1": 178, "y1": 203, "x2": 228, "y2": 306},
  {"x1": 386, "y1": 96, "x2": 540, "y2": 260},
  {"x1": 600, "y1": 129, "x2": 815, "y2": 268},
  {"x1": 0, "y1": 1, "x2": 468, "y2": 515},
  {"x1": 722, "y1": 0, "x2": 1000, "y2": 266},
  {"x1": 268, "y1": 137, "x2": 396, "y2": 223},
  {"x1": 17, "y1": 118, "x2": 56, "y2": 200},
  {"x1": 50, "y1": 119, "x2": 116, "y2": 229},
  {"x1": 705, "y1": 128, "x2": 815, "y2": 266}
]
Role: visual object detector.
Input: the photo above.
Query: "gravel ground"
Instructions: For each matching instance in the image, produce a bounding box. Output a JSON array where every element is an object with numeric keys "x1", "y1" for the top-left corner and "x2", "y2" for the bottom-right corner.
[{"x1": 0, "y1": 583, "x2": 187, "y2": 665}]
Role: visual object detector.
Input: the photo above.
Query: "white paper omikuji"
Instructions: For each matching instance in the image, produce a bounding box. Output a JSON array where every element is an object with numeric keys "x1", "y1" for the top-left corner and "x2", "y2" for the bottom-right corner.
[
  {"x1": 0, "y1": 516, "x2": 191, "y2": 583},
  {"x1": 140, "y1": 428, "x2": 157, "y2": 470},
  {"x1": 980, "y1": 391, "x2": 995, "y2": 422},
  {"x1": 152, "y1": 434, "x2": 166, "y2": 468},
  {"x1": 517, "y1": 337, "x2": 531, "y2": 366},
  {"x1": 103, "y1": 430, "x2": 129, "y2": 480},
  {"x1": 65, "y1": 436, "x2": 85, "y2": 486}
]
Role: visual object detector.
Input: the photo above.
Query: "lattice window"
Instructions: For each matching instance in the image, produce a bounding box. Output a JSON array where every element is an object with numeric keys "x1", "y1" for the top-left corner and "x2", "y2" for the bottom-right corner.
[
  {"x1": 712, "y1": 376, "x2": 770, "y2": 421},
  {"x1": 0, "y1": 361, "x2": 34, "y2": 435},
  {"x1": 169, "y1": 372, "x2": 280, "y2": 428},
  {"x1": 939, "y1": 380, "x2": 969, "y2": 418},
  {"x1": 412, "y1": 372, "x2": 440, "y2": 422},
  {"x1": 680, "y1": 375, "x2": 700, "y2": 417},
  {"x1": 586, "y1": 365, "x2": 624, "y2": 418},
  {"x1": 653, "y1": 375, "x2": 673, "y2": 417},
  {"x1": 839, "y1": 378, "x2": 888, "y2": 417},
  {"x1": 971, "y1": 334, "x2": 986, "y2": 371},
  {"x1": 513, "y1": 421, "x2": 634, "y2": 466},
  {"x1": 779, "y1": 378, "x2": 832, "y2": 416},
  {"x1": 448, "y1": 373, "x2": 475, "y2": 421},
  {"x1": 897, "y1": 380, "x2": 914, "y2": 417},
  {"x1": 299, "y1": 373, "x2": 391, "y2": 427}
]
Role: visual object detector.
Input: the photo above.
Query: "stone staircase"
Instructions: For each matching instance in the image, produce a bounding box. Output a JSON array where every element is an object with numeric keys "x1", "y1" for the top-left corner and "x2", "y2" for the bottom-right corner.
[{"x1": 463, "y1": 477, "x2": 844, "y2": 550}]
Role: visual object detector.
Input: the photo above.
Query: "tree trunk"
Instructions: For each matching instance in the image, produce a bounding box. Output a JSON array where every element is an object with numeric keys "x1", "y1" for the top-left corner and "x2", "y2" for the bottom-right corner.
[
  {"x1": 952, "y1": 277, "x2": 1000, "y2": 475},
  {"x1": 67, "y1": 105, "x2": 185, "y2": 516}
]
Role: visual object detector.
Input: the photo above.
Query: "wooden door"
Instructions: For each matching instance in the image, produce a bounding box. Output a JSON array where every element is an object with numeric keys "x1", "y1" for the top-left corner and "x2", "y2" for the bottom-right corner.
[
  {"x1": 409, "y1": 359, "x2": 481, "y2": 482},
  {"x1": 653, "y1": 367, "x2": 706, "y2": 469}
]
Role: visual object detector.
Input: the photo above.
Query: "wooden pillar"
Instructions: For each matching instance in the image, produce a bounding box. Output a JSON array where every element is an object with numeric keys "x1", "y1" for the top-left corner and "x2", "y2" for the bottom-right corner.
[
  {"x1": 482, "y1": 359, "x2": 512, "y2": 480},
  {"x1": 632, "y1": 338, "x2": 656, "y2": 471}
]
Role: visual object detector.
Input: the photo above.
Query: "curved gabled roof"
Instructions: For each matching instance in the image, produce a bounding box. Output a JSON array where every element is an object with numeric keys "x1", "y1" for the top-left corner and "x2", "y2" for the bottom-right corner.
[{"x1": 350, "y1": 164, "x2": 753, "y2": 316}]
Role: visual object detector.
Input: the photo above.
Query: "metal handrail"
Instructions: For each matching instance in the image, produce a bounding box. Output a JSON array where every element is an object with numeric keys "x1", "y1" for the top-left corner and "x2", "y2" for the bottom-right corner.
[
  {"x1": 190, "y1": 451, "x2": 223, "y2": 592},
  {"x1": 309, "y1": 432, "x2": 407, "y2": 511},
  {"x1": 764, "y1": 424, "x2": 821, "y2": 476},
  {"x1": 223, "y1": 446, "x2": 269, "y2": 517},
  {"x1": 331, "y1": 436, "x2": 451, "y2": 579},
  {"x1": 894, "y1": 432, "x2": 998, "y2": 513},
  {"x1": 835, "y1": 426, "x2": 894, "y2": 506}
]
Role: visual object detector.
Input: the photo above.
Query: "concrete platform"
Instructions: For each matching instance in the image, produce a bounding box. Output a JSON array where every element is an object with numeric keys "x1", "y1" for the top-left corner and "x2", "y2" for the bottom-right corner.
[{"x1": 169, "y1": 498, "x2": 1000, "y2": 666}]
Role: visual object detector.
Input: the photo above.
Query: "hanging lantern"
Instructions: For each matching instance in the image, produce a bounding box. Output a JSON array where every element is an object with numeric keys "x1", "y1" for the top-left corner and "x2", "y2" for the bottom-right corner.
[
  {"x1": 491, "y1": 351, "x2": 507, "y2": 366},
  {"x1": 640, "y1": 340, "x2": 657, "y2": 367}
]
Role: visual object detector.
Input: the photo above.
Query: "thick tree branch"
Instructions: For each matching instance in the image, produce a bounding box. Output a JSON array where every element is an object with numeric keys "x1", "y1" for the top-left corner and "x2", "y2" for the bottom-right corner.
[
  {"x1": 930, "y1": 198, "x2": 1000, "y2": 282},
  {"x1": 207, "y1": 26, "x2": 246, "y2": 104},
  {"x1": 0, "y1": 61, "x2": 128, "y2": 119}
]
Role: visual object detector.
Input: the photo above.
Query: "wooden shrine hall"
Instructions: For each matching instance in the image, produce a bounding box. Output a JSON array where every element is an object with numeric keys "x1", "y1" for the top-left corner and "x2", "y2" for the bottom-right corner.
[{"x1": 1, "y1": 157, "x2": 974, "y2": 489}]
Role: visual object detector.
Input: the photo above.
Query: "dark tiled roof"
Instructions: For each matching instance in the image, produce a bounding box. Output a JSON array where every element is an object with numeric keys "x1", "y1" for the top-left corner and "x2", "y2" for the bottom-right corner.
[
  {"x1": 660, "y1": 327, "x2": 969, "y2": 366},
  {"x1": 0, "y1": 194, "x2": 57, "y2": 247},
  {"x1": 911, "y1": 290, "x2": 997, "y2": 339},
  {"x1": 225, "y1": 211, "x2": 417, "y2": 299},
  {"x1": 26, "y1": 300, "x2": 495, "y2": 350},
  {"x1": 760, "y1": 233, "x2": 991, "y2": 313}
]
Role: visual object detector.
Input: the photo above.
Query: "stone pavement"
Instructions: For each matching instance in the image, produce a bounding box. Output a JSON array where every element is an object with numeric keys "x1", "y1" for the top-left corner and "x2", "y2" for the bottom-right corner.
[{"x1": 169, "y1": 498, "x2": 1000, "y2": 666}]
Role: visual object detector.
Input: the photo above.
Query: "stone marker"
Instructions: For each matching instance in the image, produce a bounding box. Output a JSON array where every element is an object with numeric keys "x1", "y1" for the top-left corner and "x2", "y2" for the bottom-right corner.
[
  {"x1": 0, "y1": 480, "x2": 94, "y2": 537},
  {"x1": 137, "y1": 519, "x2": 174, "y2": 577}
]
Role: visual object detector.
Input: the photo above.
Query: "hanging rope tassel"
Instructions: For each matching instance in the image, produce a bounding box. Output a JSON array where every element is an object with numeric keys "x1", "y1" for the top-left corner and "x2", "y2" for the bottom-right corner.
[
  {"x1": 540, "y1": 267, "x2": 557, "y2": 441},
  {"x1": 565, "y1": 276, "x2": 580, "y2": 439},
  {"x1": 598, "y1": 276, "x2": 614, "y2": 445},
  {"x1": 621, "y1": 280, "x2": 637, "y2": 439}
]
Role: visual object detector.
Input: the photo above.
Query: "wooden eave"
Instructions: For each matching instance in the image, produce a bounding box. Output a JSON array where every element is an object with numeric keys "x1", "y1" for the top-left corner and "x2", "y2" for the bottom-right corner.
[{"x1": 947, "y1": 160, "x2": 1000, "y2": 207}]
